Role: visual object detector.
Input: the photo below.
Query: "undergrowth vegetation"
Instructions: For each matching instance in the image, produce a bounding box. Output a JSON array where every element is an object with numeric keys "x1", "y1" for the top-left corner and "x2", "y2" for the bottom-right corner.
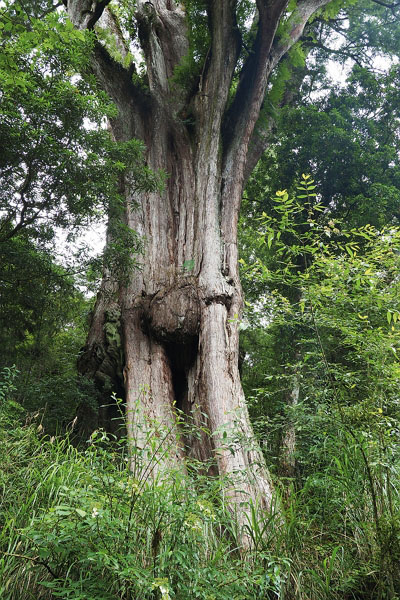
[
  {"x1": 0, "y1": 384, "x2": 286, "y2": 600},
  {"x1": 1, "y1": 363, "x2": 399, "y2": 600}
]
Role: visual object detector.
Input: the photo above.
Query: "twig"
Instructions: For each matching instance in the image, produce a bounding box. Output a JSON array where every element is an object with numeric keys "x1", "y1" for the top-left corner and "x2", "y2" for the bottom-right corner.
[{"x1": 0, "y1": 550, "x2": 58, "y2": 579}]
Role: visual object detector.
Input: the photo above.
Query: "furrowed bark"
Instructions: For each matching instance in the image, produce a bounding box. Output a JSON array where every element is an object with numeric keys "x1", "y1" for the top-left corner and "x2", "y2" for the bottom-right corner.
[{"x1": 67, "y1": 0, "x2": 335, "y2": 536}]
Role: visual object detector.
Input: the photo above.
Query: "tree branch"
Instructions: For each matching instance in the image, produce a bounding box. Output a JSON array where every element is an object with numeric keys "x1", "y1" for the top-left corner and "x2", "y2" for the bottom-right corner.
[
  {"x1": 0, "y1": 210, "x2": 41, "y2": 243},
  {"x1": 0, "y1": 550, "x2": 59, "y2": 580},
  {"x1": 66, "y1": 0, "x2": 112, "y2": 30},
  {"x1": 203, "y1": 0, "x2": 241, "y2": 101},
  {"x1": 243, "y1": 59, "x2": 308, "y2": 186},
  {"x1": 190, "y1": 1, "x2": 240, "y2": 169},
  {"x1": 222, "y1": 0, "x2": 290, "y2": 171},
  {"x1": 97, "y1": 5, "x2": 131, "y2": 62},
  {"x1": 307, "y1": 39, "x2": 368, "y2": 68},
  {"x1": 371, "y1": 0, "x2": 400, "y2": 8},
  {"x1": 243, "y1": 117, "x2": 275, "y2": 186},
  {"x1": 19, "y1": 0, "x2": 65, "y2": 19},
  {"x1": 220, "y1": 0, "x2": 334, "y2": 281},
  {"x1": 269, "y1": 0, "x2": 332, "y2": 71},
  {"x1": 65, "y1": 1, "x2": 148, "y2": 133},
  {"x1": 136, "y1": 0, "x2": 189, "y2": 98}
]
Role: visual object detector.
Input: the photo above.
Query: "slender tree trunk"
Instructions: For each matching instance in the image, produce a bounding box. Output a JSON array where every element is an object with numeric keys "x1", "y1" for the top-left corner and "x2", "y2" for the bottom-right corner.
[
  {"x1": 279, "y1": 371, "x2": 300, "y2": 479},
  {"x1": 66, "y1": 0, "x2": 332, "y2": 525}
]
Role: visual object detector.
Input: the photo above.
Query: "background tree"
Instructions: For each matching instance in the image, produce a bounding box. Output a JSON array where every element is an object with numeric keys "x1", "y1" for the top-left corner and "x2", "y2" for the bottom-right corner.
[
  {"x1": 0, "y1": 233, "x2": 101, "y2": 433},
  {"x1": 0, "y1": 0, "x2": 160, "y2": 432},
  {"x1": 239, "y1": 13, "x2": 400, "y2": 477}
]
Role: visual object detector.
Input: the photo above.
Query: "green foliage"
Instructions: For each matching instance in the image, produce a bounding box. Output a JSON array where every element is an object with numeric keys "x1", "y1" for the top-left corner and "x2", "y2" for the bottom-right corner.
[
  {"x1": 0, "y1": 234, "x2": 100, "y2": 432},
  {"x1": 252, "y1": 64, "x2": 400, "y2": 231},
  {"x1": 0, "y1": 1, "x2": 161, "y2": 246},
  {"x1": 240, "y1": 175, "x2": 400, "y2": 598},
  {"x1": 0, "y1": 366, "x2": 19, "y2": 406},
  {"x1": 322, "y1": 0, "x2": 400, "y2": 59},
  {"x1": 0, "y1": 401, "x2": 289, "y2": 600},
  {"x1": 265, "y1": 41, "x2": 305, "y2": 114},
  {"x1": 0, "y1": 6, "x2": 106, "y2": 240}
]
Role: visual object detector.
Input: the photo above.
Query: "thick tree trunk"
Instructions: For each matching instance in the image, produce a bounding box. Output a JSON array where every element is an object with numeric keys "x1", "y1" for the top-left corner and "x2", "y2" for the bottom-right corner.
[
  {"x1": 83, "y1": 91, "x2": 275, "y2": 514},
  {"x1": 67, "y1": 0, "x2": 332, "y2": 527}
]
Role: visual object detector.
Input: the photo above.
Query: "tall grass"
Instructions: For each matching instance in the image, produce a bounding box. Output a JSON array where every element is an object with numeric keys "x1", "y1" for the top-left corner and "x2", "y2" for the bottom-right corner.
[
  {"x1": 0, "y1": 384, "x2": 399, "y2": 598},
  {"x1": 0, "y1": 400, "x2": 286, "y2": 599}
]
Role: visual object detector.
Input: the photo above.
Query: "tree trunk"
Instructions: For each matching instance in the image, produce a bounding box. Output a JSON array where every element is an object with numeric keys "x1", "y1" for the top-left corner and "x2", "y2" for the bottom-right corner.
[
  {"x1": 67, "y1": 0, "x2": 332, "y2": 524},
  {"x1": 83, "y1": 76, "x2": 275, "y2": 513},
  {"x1": 279, "y1": 372, "x2": 300, "y2": 479}
]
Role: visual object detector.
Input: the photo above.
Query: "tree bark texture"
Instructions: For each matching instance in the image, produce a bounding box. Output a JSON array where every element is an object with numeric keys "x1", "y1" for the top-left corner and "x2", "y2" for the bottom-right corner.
[
  {"x1": 67, "y1": 0, "x2": 332, "y2": 518},
  {"x1": 279, "y1": 373, "x2": 300, "y2": 480}
]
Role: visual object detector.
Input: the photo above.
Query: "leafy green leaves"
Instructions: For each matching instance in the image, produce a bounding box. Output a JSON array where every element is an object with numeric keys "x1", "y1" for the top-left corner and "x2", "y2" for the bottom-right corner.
[
  {"x1": 0, "y1": 3, "x2": 159, "y2": 246},
  {"x1": 240, "y1": 172, "x2": 400, "y2": 596}
]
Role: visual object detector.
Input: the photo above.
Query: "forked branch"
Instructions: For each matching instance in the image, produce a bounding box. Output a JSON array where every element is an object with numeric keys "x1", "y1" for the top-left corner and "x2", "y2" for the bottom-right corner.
[
  {"x1": 64, "y1": 0, "x2": 111, "y2": 30},
  {"x1": 203, "y1": 0, "x2": 241, "y2": 102},
  {"x1": 222, "y1": 0, "x2": 333, "y2": 186},
  {"x1": 65, "y1": 1, "x2": 147, "y2": 122},
  {"x1": 270, "y1": 0, "x2": 332, "y2": 70}
]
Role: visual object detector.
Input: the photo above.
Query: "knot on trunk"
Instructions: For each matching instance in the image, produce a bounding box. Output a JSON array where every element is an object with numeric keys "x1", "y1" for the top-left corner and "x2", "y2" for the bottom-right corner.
[
  {"x1": 78, "y1": 305, "x2": 124, "y2": 393},
  {"x1": 142, "y1": 283, "x2": 200, "y2": 343}
]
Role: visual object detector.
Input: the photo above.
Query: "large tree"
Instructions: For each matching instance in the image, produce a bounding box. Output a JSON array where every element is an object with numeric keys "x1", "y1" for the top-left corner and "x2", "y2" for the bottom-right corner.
[{"x1": 64, "y1": 0, "x2": 335, "y2": 515}]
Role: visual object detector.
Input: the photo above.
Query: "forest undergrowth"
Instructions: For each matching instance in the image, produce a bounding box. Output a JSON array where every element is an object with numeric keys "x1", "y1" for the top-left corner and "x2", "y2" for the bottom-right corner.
[{"x1": 0, "y1": 367, "x2": 399, "y2": 600}]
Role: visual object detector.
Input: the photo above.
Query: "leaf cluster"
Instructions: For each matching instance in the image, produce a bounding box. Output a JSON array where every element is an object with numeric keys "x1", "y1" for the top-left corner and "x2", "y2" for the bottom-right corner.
[{"x1": 0, "y1": 3, "x2": 159, "y2": 246}]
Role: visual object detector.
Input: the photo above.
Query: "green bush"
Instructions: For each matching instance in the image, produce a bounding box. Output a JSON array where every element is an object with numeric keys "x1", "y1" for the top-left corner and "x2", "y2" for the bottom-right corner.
[{"x1": 0, "y1": 403, "x2": 286, "y2": 600}]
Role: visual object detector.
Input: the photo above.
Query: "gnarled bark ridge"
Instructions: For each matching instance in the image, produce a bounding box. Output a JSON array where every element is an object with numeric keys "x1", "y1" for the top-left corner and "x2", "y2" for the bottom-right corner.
[{"x1": 66, "y1": 0, "x2": 332, "y2": 521}]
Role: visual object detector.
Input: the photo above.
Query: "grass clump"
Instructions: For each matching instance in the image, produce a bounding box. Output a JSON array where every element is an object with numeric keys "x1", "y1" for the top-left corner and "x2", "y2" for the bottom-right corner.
[
  {"x1": 0, "y1": 396, "x2": 285, "y2": 599},
  {"x1": 1, "y1": 365, "x2": 399, "y2": 599}
]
